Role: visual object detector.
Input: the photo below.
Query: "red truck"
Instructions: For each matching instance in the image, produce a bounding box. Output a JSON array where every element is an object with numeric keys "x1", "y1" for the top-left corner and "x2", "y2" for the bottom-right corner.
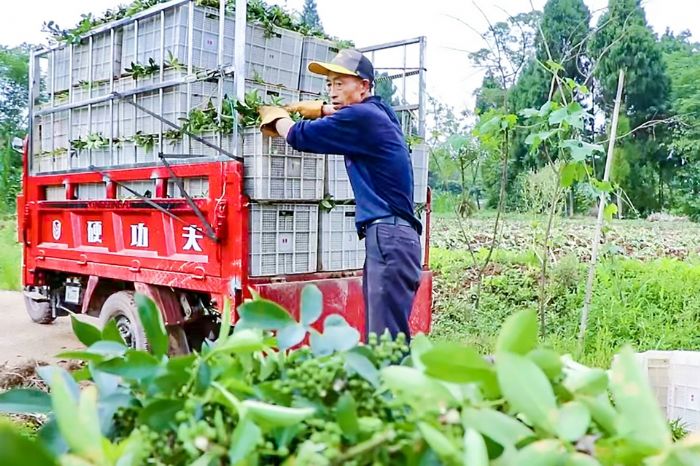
[{"x1": 18, "y1": 0, "x2": 432, "y2": 352}]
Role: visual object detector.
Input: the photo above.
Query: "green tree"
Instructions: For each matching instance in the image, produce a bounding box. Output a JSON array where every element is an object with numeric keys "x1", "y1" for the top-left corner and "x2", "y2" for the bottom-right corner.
[
  {"x1": 661, "y1": 31, "x2": 700, "y2": 218},
  {"x1": 374, "y1": 72, "x2": 397, "y2": 105},
  {"x1": 301, "y1": 0, "x2": 323, "y2": 32},
  {"x1": 589, "y1": 0, "x2": 669, "y2": 121},
  {"x1": 0, "y1": 44, "x2": 30, "y2": 212}
]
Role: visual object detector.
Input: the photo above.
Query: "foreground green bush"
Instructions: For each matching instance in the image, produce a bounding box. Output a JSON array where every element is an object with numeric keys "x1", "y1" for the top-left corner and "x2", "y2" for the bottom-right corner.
[
  {"x1": 431, "y1": 248, "x2": 700, "y2": 366},
  {"x1": 1, "y1": 287, "x2": 699, "y2": 465}
]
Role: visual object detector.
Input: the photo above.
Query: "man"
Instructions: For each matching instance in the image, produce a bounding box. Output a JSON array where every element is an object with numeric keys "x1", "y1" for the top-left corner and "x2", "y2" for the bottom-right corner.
[{"x1": 257, "y1": 49, "x2": 422, "y2": 340}]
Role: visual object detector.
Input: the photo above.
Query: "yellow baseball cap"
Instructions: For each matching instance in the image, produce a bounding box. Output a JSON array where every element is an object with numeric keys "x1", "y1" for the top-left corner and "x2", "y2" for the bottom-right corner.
[{"x1": 308, "y1": 49, "x2": 375, "y2": 83}]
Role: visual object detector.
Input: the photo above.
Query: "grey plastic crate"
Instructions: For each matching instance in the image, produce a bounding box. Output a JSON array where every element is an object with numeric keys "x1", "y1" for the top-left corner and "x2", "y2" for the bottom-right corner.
[
  {"x1": 299, "y1": 37, "x2": 339, "y2": 94},
  {"x1": 45, "y1": 185, "x2": 66, "y2": 201},
  {"x1": 167, "y1": 176, "x2": 210, "y2": 198},
  {"x1": 76, "y1": 183, "x2": 107, "y2": 200},
  {"x1": 241, "y1": 128, "x2": 324, "y2": 201},
  {"x1": 121, "y1": 5, "x2": 235, "y2": 74},
  {"x1": 116, "y1": 141, "x2": 157, "y2": 166},
  {"x1": 35, "y1": 111, "x2": 70, "y2": 156},
  {"x1": 246, "y1": 23, "x2": 303, "y2": 89},
  {"x1": 72, "y1": 29, "x2": 123, "y2": 86},
  {"x1": 117, "y1": 76, "x2": 227, "y2": 137},
  {"x1": 325, "y1": 154, "x2": 353, "y2": 200},
  {"x1": 319, "y1": 205, "x2": 364, "y2": 271},
  {"x1": 33, "y1": 152, "x2": 69, "y2": 174},
  {"x1": 249, "y1": 203, "x2": 318, "y2": 276},
  {"x1": 72, "y1": 103, "x2": 116, "y2": 139},
  {"x1": 245, "y1": 81, "x2": 300, "y2": 105},
  {"x1": 411, "y1": 143, "x2": 429, "y2": 204},
  {"x1": 118, "y1": 180, "x2": 157, "y2": 199},
  {"x1": 71, "y1": 81, "x2": 112, "y2": 104},
  {"x1": 168, "y1": 132, "x2": 240, "y2": 158},
  {"x1": 47, "y1": 47, "x2": 70, "y2": 93}
]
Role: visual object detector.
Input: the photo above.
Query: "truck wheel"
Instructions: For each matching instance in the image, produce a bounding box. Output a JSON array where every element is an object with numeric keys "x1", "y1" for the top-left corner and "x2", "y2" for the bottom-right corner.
[
  {"x1": 24, "y1": 296, "x2": 55, "y2": 324},
  {"x1": 99, "y1": 291, "x2": 148, "y2": 350}
]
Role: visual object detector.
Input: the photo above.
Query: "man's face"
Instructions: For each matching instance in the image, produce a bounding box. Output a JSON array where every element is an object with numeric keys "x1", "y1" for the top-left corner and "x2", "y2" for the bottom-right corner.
[{"x1": 326, "y1": 72, "x2": 370, "y2": 108}]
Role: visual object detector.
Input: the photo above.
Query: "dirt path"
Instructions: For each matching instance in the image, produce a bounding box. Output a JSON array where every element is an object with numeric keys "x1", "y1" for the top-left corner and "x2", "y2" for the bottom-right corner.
[{"x1": 0, "y1": 291, "x2": 81, "y2": 366}]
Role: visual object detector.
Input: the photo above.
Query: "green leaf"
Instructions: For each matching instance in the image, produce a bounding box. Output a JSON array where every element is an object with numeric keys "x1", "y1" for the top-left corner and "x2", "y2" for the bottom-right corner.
[
  {"x1": 323, "y1": 315, "x2": 360, "y2": 351},
  {"x1": 56, "y1": 340, "x2": 127, "y2": 362},
  {"x1": 579, "y1": 395, "x2": 618, "y2": 436},
  {"x1": 212, "y1": 328, "x2": 265, "y2": 355},
  {"x1": 463, "y1": 428, "x2": 489, "y2": 466},
  {"x1": 563, "y1": 367, "x2": 608, "y2": 396},
  {"x1": 344, "y1": 351, "x2": 380, "y2": 388},
  {"x1": 381, "y1": 366, "x2": 454, "y2": 410},
  {"x1": 38, "y1": 366, "x2": 79, "y2": 401},
  {"x1": 228, "y1": 417, "x2": 261, "y2": 464},
  {"x1": 134, "y1": 294, "x2": 168, "y2": 358},
  {"x1": 527, "y1": 348, "x2": 563, "y2": 380},
  {"x1": 419, "y1": 342, "x2": 499, "y2": 396},
  {"x1": 300, "y1": 284, "x2": 323, "y2": 326},
  {"x1": 0, "y1": 389, "x2": 52, "y2": 414},
  {"x1": 564, "y1": 102, "x2": 586, "y2": 130},
  {"x1": 218, "y1": 298, "x2": 232, "y2": 341},
  {"x1": 138, "y1": 399, "x2": 184, "y2": 432},
  {"x1": 310, "y1": 329, "x2": 334, "y2": 356},
  {"x1": 519, "y1": 108, "x2": 540, "y2": 118},
  {"x1": 610, "y1": 346, "x2": 671, "y2": 453},
  {"x1": 97, "y1": 350, "x2": 160, "y2": 381},
  {"x1": 496, "y1": 353, "x2": 557, "y2": 433},
  {"x1": 546, "y1": 60, "x2": 565, "y2": 72},
  {"x1": 0, "y1": 421, "x2": 59, "y2": 466},
  {"x1": 418, "y1": 422, "x2": 460, "y2": 464},
  {"x1": 101, "y1": 319, "x2": 126, "y2": 345},
  {"x1": 513, "y1": 439, "x2": 567, "y2": 465},
  {"x1": 462, "y1": 407, "x2": 534, "y2": 448},
  {"x1": 76, "y1": 387, "x2": 103, "y2": 461},
  {"x1": 560, "y1": 140, "x2": 605, "y2": 162},
  {"x1": 71, "y1": 315, "x2": 102, "y2": 347},
  {"x1": 591, "y1": 179, "x2": 614, "y2": 194},
  {"x1": 277, "y1": 323, "x2": 306, "y2": 351},
  {"x1": 242, "y1": 400, "x2": 315, "y2": 428},
  {"x1": 604, "y1": 203, "x2": 618, "y2": 221},
  {"x1": 336, "y1": 393, "x2": 359, "y2": 441},
  {"x1": 496, "y1": 310, "x2": 538, "y2": 355},
  {"x1": 565, "y1": 453, "x2": 601, "y2": 466},
  {"x1": 237, "y1": 298, "x2": 295, "y2": 330},
  {"x1": 51, "y1": 375, "x2": 103, "y2": 463},
  {"x1": 549, "y1": 107, "x2": 569, "y2": 125},
  {"x1": 554, "y1": 401, "x2": 591, "y2": 442},
  {"x1": 560, "y1": 162, "x2": 586, "y2": 188}
]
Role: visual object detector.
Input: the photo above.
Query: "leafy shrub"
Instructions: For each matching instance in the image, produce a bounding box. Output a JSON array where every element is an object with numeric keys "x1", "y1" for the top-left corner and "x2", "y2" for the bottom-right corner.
[{"x1": 2, "y1": 287, "x2": 699, "y2": 465}]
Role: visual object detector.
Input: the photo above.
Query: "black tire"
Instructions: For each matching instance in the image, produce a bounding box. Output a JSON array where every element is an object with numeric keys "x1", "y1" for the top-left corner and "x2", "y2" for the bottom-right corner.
[
  {"x1": 99, "y1": 291, "x2": 148, "y2": 350},
  {"x1": 24, "y1": 296, "x2": 55, "y2": 324}
]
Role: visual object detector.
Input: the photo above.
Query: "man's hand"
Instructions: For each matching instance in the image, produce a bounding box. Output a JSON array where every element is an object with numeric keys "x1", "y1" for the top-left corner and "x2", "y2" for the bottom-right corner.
[
  {"x1": 284, "y1": 100, "x2": 325, "y2": 120},
  {"x1": 258, "y1": 106, "x2": 290, "y2": 137}
]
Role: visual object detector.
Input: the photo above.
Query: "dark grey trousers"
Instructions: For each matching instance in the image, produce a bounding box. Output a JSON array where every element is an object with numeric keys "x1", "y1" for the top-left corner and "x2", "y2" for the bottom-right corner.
[{"x1": 363, "y1": 223, "x2": 422, "y2": 341}]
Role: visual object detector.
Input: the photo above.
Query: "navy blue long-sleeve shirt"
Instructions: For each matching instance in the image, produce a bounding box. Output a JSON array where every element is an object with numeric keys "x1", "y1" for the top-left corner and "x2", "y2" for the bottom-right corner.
[{"x1": 286, "y1": 96, "x2": 422, "y2": 235}]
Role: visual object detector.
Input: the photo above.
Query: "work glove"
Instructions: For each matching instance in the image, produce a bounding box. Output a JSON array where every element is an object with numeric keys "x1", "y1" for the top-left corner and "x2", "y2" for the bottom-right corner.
[
  {"x1": 258, "y1": 106, "x2": 290, "y2": 137},
  {"x1": 284, "y1": 100, "x2": 325, "y2": 120}
]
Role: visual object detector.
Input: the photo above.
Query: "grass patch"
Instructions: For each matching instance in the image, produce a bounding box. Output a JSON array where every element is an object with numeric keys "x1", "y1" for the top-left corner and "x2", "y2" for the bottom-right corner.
[
  {"x1": 0, "y1": 217, "x2": 21, "y2": 291},
  {"x1": 430, "y1": 246, "x2": 700, "y2": 367}
]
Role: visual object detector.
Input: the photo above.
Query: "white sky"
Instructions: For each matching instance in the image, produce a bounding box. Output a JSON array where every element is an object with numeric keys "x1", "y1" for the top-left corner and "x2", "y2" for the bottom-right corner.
[{"x1": 0, "y1": 0, "x2": 697, "y2": 112}]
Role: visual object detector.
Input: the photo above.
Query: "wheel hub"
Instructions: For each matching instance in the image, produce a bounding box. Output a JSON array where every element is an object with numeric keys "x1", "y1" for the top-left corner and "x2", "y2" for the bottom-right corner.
[{"x1": 115, "y1": 315, "x2": 135, "y2": 348}]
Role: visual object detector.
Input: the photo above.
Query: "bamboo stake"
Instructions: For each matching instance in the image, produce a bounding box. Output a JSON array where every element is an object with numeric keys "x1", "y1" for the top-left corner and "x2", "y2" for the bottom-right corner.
[{"x1": 578, "y1": 70, "x2": 625, "y2": 352}]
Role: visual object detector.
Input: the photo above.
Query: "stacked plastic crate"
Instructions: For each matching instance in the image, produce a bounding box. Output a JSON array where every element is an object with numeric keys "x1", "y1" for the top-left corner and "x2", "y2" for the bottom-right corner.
[{"x1": 34, "y1": 2, "x2": 427, "y2": 277}]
